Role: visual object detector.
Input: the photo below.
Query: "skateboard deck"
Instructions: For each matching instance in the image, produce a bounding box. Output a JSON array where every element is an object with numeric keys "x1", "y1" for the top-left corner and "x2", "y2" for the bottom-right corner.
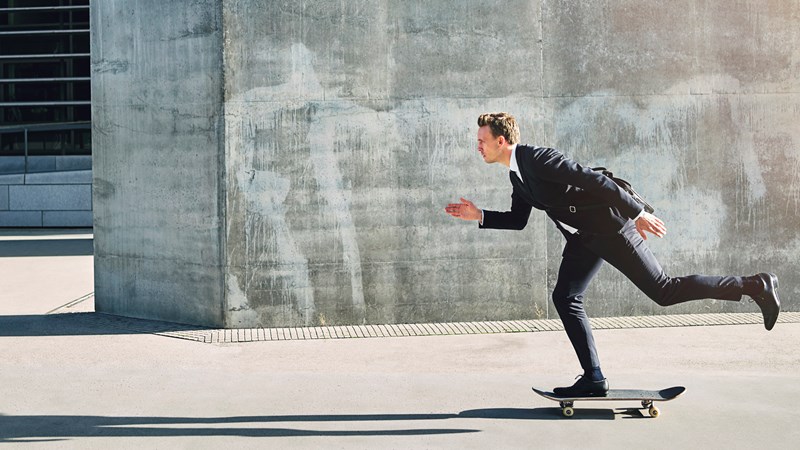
[{"x1": 532, "y1": 386, "x2": 685, "y2": 418}]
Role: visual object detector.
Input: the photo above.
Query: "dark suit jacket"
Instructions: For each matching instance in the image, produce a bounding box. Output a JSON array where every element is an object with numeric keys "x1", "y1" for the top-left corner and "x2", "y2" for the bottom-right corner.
[{"x1": 480, "y1": 145, "x2": 644, "y2": 235}]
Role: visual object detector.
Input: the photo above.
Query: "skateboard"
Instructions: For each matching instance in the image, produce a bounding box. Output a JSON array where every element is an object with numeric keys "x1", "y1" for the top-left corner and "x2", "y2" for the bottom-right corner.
[{"x1": 532, "y1": 386, "x2": 685, "y2": 418}]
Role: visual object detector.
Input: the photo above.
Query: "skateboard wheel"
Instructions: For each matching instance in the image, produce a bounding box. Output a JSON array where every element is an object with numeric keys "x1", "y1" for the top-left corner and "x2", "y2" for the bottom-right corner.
[
  {"x1": 649, "y1": 406, "x2": 660, "y2": 418},
  {"x1": 562, "y1": 407, "x2": 574, "y2": 418}
]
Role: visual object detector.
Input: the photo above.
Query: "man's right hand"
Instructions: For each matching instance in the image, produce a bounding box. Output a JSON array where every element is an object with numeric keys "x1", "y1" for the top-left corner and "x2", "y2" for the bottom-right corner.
[
  {"x1": 445, "y1": 197, "x2": 482, "y2": 221},
  {"x1": 634, "y1": 212, "x2": 667, "y2": 240}
]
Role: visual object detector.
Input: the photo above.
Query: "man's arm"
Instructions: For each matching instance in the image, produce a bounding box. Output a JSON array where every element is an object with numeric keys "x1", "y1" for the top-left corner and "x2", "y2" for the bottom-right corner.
[
  {"x1": 529, "y1": 147, "x2": 643, "y2": 220},
  {"x1": 481, "y1": 190, "x2": 532, "y2": 230},
  {"x1": 527, "y1": 147, "x2": 666, "y2": 239},
  {"x1": 445, "y1": 192, "x2": 532, "y2": 230}
]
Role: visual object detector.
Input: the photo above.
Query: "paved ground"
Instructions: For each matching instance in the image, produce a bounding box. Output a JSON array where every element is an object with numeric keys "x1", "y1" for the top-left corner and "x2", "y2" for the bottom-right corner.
[{"x1": 1, "y1": 230, "x2": 798, "y2": 449}]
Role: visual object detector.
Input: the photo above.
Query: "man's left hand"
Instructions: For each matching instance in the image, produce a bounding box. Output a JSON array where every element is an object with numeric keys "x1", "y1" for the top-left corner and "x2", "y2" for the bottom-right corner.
[{"x1": 635, "y1": 212, "x2": 667, "y2": 240}]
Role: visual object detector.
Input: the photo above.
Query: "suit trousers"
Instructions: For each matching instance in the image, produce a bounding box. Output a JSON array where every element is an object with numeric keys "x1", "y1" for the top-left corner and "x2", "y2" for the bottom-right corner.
[{"x1": 552, "y1": 220, "x2": 744, "y2": 373}]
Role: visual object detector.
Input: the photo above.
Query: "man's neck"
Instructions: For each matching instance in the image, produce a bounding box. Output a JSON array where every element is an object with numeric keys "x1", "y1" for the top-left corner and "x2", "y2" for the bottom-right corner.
[{"x1": 499, "y1": 144, "x2": 517, "y2": 168}]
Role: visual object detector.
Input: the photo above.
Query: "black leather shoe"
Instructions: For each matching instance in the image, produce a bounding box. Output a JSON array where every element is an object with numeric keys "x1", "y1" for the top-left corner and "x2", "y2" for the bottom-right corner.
[
  {"x1": 750, "y1": 272, "x2": 780, "y2": 331},
  {"x1": 553, "y1": 375, "x2": 609, "y2": 397}
]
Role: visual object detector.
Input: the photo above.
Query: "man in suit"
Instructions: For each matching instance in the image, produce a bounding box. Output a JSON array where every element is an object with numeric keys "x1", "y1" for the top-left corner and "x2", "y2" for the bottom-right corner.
[{"x1": 445, "y1": 112, "x2": 781, "y2": 397}]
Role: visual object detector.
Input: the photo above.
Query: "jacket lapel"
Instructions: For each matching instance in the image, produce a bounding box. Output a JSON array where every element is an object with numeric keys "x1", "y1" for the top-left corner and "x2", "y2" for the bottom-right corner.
[{"x1": 509, "y1": 170, "x2": 537, "y2": 206}]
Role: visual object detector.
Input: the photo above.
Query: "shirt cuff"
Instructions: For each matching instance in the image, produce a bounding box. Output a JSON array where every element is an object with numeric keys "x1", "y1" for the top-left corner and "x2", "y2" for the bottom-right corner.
[{"x1": 480, "y1": 209, "x2": 484, "y2": 226}]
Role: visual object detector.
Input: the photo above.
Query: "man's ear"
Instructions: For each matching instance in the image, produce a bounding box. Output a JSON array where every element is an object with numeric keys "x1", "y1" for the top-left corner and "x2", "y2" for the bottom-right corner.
[{"x1": 497, "y1": 135, "x2": 506, "y2": 146}]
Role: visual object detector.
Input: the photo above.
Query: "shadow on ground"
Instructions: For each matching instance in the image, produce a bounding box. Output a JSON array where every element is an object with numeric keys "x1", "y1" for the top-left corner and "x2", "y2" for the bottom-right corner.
[
  {"x1": 0, "y1": 312, "x2": 206, "y2": 337},
  {"x1": 0, "y1": 408, "x2": 650, "y2": 441}
]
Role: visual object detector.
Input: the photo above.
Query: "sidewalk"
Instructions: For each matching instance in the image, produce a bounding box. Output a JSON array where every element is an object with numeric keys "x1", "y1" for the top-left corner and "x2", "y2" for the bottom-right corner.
[{"x1": 1, "y1": 230, "x2": 797, "y2": 449}]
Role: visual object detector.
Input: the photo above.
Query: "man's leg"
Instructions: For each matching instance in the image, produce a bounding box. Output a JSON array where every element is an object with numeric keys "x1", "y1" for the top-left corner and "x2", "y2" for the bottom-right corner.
[
  {"x1": 586, "y1": 221, "x2": 740, "y2": 304},
  {"x1": 584, "y1": 221, "x2": 779, "y2": 328},
  {"x1": 551, "y1": 234, "x2": 609, "y2": 396}
]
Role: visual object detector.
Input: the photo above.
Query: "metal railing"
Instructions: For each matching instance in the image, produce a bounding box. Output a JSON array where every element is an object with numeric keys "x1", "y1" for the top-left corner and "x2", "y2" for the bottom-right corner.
[
  {"x1": 0, "y1": 77, "x2": 90, "y2": 83},
  {"x1": 0, "y1": 101, "x2": 91, "y2": 106},
  {"x1": 0, "y1": 29, "x2": 89, "y2": 35},
  {"x1": 0, "y1": 6, "x2": 90, "y2": 13},
  {"x1": 0, "y1": 122, "x2": 91, "y2": 174},
  {"x1": 0, "y1": 53, "x2": 90, "y2": 60}
]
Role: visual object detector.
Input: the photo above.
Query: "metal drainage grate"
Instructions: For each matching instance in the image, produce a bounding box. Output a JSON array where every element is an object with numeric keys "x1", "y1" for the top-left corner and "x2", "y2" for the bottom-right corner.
[{"x1": 44, "y1": 311, "x2": 800, "y2": 344}]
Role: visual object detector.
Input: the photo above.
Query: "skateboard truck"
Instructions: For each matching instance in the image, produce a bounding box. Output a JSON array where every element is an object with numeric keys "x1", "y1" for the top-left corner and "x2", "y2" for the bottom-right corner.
[{"x1": 557, "y1": 399, "x2": 660, "y2": 418}]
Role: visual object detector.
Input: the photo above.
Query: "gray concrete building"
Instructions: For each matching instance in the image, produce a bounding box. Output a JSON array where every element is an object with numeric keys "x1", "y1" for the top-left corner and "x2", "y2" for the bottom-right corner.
[{"x1": 92, "y1": 0, "x2": 799, "y2": 328}]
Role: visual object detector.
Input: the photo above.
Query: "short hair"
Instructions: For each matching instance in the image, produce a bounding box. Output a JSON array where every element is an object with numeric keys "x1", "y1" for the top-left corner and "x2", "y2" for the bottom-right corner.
[{"x1": 477, "y1": 112, "x2": 520, "y2": 145}]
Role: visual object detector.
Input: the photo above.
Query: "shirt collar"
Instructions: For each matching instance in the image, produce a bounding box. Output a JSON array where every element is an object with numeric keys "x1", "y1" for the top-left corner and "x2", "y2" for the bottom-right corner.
[{"x1": 509, "y1": 144, "x2": 521, "y2": 178}]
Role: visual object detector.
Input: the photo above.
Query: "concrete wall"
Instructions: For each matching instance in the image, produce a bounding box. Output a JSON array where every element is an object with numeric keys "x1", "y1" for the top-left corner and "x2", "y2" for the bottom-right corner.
[
  {"x1": 93, "y1": 0, "x2": 799, "y2": 328},
  {"x1": 91, "y1": 0, "x2": 225, "y2": 326}
]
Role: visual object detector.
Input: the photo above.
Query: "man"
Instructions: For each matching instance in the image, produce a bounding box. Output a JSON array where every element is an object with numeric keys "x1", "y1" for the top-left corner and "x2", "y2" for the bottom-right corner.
[{"x1": 445, "y1": 112, "x2": 781, "y2": 397}]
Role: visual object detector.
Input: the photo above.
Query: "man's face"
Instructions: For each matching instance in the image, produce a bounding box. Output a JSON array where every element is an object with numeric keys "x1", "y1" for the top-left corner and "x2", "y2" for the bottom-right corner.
[{"x1": 477, "y1": 125, "x2": 504, "y2": 164}]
